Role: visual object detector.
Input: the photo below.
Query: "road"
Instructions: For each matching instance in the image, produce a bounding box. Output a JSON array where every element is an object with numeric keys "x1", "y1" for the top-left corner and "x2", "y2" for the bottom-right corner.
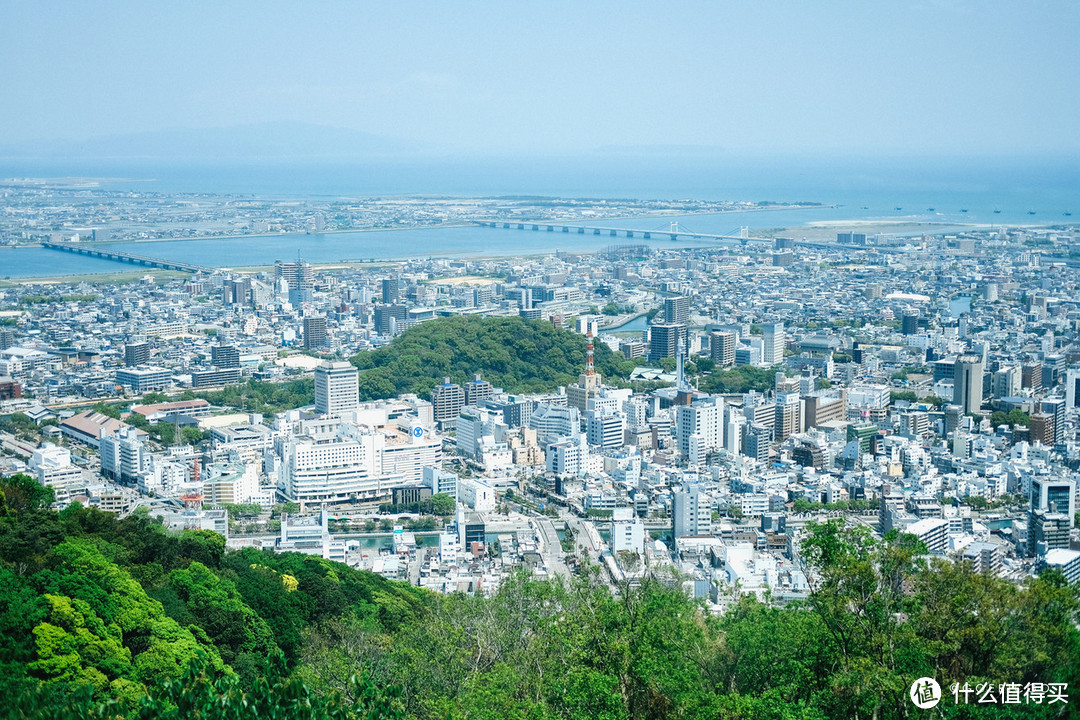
[
  {"x1": 533, "y1": 517, "x2": 571, "y2": 578},
  {"x1": 1, "y1": 430, "x2": 36, "y2": 459}
]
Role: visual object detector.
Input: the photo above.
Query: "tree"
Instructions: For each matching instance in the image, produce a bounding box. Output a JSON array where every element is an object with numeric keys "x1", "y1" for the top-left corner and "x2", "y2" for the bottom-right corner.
[
  {"x1": 799, "y1": 520, "x2": 928, "y2": 719},
  {"x1": 17, "y1": 652, "x2": 402, "y2": 720},
  {"x1": 430, "y1": 493, "x2": 456, "y2": 516},
  {"x1": 991, "y1": 409, "x2": 1030, "y2": 428},
  {"x1": 1, "y1": 473, "x2": 56, "y2": 513}
]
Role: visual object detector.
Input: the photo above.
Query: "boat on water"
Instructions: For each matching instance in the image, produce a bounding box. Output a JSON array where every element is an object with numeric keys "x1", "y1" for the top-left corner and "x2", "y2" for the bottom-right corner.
[
  {"x1": 927, "y1": 207, "x2": 935, "y2": 212},
  {"x1": 1028, "y1": 210, "x2": 1037, "y2": 215},
  {"x1": 993, "y1": 209, "x2": 1001, "y2": 214},
  {"x1": 960, "y1": 209, "x2": 968, "y2": 213}
]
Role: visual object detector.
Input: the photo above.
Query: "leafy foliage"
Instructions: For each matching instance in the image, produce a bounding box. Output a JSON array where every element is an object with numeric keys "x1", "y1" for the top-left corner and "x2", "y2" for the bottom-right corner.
[
  {"x1": 349, "y1": 316, "x2": 631, "y2": 400},
  {"x1": 197, "y1": 377, "x2": 315, "y2": 415},
  {"x1": 1, "y1": 473, "x2": 1078, "y2": 720},
  {"x1": 697, "y1": 364, "x2": 777, "y2": 394}
]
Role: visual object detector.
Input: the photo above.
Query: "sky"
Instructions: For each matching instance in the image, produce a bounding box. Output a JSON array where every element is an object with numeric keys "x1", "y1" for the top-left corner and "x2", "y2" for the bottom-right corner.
[{"x1": 2, "y1": 1, "x2": 1079, "y2": 157}]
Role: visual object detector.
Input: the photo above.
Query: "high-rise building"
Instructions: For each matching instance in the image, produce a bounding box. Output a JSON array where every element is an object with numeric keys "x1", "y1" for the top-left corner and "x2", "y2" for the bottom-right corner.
[
  {"x1": 1040, "y1": 398, "x2": 1066, "y2": 445},
  {"x1": 710, "y1": 331, "x2": 735, "y2": 368},
  {"x1": 649, "y1": 323, "x2": 687, "y2": 363},
  {"x1": 663, "y1": 296, "x2": 689, "y2": 325},
  {"x1": 1029, "y1": 510, "x2": 1071, "y2": 557},
  {"x1": 1066, "y1": 368, "x2": 1080, "y2": 413},
  {"x1": 211, "y1": 344, "x2": 240, "y2": 369},
  {"x1": 585, "y1": 410, "x2": 624, "y2": 450},
  {"x1": 374, "y1": 304, "x2": 409, "y2": 336},
  {"x1": 1022, "y1": 363, "x2": 1043, "y2": 392},
  {"x1": 303, "y1": 316, "x2": 328, "y2": 350},
  {"x1": 464, "y1": 373, "x2": 494, "y2": 406},
  {"x1": 431, "y1": 378, "x2": 465, "y2": 428},
  {"x1": 763, "y1": 322, "x2": 784, "y2": 365},
  {"x1": 743, "y1": 424, "x2": 772, "y2": 461},
  {"x1": 901, "y1": 313, "x2": 920, "y2": 335},
  {"x1": 992, "y1": 366, "x2": 1021, "y2": 398},
  {"x1": 774, "y1": 391, "x2": 802, "y2": 442},
  {"x1": 276, "y1": 258, "x2": 314, "y2": 305},
  {"x1": 675, "y1": 399, "x2": 722, "y2": 465},
  {"x1": 382, "y1": 276, "x2": 400, "y2": 304},
  {"x1": 0, "y1": 328, "x2": 14, "y2": 351},
  {"x1": 124, "y1": 342, "x2": 150, "y2": 367},
  {"x1": 953, "y1": 354, "x2": 984, "y2": 415},
  {"x1": 673, "y1": 485, "x2": 711, "y2": 538},
  {"x1": 1029, "y1": 413, "x2": 1054, "y2": 447},
  {"x1": 314, "y1": 361, "x2": 359, "y2": 416},
  {"x1": 1031, "y1": 477, "x2": 1076, "y2": 521}
]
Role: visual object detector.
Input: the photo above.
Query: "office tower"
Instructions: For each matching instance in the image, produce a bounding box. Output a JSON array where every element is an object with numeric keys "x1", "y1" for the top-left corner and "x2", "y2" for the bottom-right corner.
[
  {"x1": 774, "y1": 391, "x2": 802, "y2": 442},
  {"x1": 124, "y1": 341, "x2": 150, "y2": 367},
  {"x1": 314, "y1": 361, "x2": 359, "y2": 416},
  {"x1": 374, "y1": 304, "x2": 409, "y2": 336},
  {"x1": 464, "y1": 373, "x2": 493, "y2": 406},
  {"x1": 673, "y1": 485, "x2": 711, "y2": 538},
  {"x1": 586, "y1": 410, "x2": 624, "y2": 450},
  {"x1": 1029, "y1": 510, "x2": 1071, "y2": 557},
  {"x1": 953, "y1": 354, "x2": 984, "y2": 414},
  {"x1": 0, "y1": 328, "x2": 14, "y2": 351},
  {"x1": 1029, "y1": 413, "x2": 1054, "y2": 447},
  {"x1": 303, "y1": 316, "x2": 328, "y2": 350},
  {"x1": 1031, "y1": 477, "x2": 1075, "y2": 521},
  {"x1": 710, "y1": 331, "x2": 735, "y2": 368},
  {"x1": 1040, "y1": 398, "x2": 1066, "y2": 445},
  {"x1": 663, "y1": 296, "x2": 689, "y2": 325},
  {"x1": 763, "y1": 322, "x2": 784, "y2": 365},
  {"x1": 276, "y1": 258, "x2": 313, "y2": 305},
  {"x1": 225, "y1": 278, "x2": 252, "y2": 306},
  {"x1": 743, "y1": 424, "x2": 772, "y2": 461},
  {"x1": 431, "y1": 378, "x2": 465, "y2": 428},
  {"x1": 992, "y1": 366, "x2": 1021, "y2": 398},
  {"x1": 675, "y1": 399, "x2": 722, "y2": 463},
  {"x1": 649, "y1": 323, "x2": 687, "y2": 363},
  {"x1": 382, "y1": 276, "x2": 400, "y2": 304},
  {"x1": 1022, "y1": 363, "x2": 1043, "y2": 392},
  {"x1": 1066, "y1": 368, "x2": 1080, "y2": 413},
  {"x1": 901, "y1": 313, "x2": 919, "y2": 335},
  {"x1": 211, "y1": 344, "x2": 240, "y2": 369},
  {"x1": 423, "y1": 465, "x2": 458, "y2": 500}
]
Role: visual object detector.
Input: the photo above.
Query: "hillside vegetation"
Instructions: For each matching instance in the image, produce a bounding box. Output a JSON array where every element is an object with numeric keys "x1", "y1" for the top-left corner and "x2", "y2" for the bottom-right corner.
[
  {"x1": 350, "y1": 316, "x2": 635, "y2": 400},
  {"x1": 2, "y1": 473, "x2": 1077, "y2": 719}
]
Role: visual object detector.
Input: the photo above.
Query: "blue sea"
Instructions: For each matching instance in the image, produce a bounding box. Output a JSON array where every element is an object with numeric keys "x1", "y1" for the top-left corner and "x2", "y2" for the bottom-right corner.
[{"x1": 1, "y1": 154, "x2": 1077, "y2": 278}]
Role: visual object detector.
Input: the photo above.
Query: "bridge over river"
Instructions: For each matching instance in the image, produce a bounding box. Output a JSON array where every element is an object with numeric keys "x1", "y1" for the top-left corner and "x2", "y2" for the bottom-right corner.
[{"x1": 41, "y1": 241, "x2": 212, "y2": 273}]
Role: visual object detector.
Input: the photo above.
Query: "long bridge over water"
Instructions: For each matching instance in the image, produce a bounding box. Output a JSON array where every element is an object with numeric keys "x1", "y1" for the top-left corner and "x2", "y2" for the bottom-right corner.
[
  {"x1": 472, "y1": 220, "x2": 771, "y2": 244},
  {"x1": 41, "y1": 241, "x2": 212, "y2": 274}
]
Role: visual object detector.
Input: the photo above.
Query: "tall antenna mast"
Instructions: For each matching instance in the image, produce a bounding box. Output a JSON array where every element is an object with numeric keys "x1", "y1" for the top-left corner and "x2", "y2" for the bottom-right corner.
[{"x1": 586, "y1": 330, "x2": 595, "y2": 376}]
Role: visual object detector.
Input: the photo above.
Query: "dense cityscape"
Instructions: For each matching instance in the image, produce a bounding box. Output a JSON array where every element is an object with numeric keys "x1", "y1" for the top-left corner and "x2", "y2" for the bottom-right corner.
[
  {"x1": 1, "y1": 185, "x2": 1079, "y2": 716},
  {"x1": 4, "y1": 2, "x2": 1079, "y2": 717}
]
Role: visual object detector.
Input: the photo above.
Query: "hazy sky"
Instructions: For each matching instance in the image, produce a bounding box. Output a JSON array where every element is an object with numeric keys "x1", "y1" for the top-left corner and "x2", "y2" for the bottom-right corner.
[{"x1": 3, "y1": 1, "x2": 1078, "y2": 155}]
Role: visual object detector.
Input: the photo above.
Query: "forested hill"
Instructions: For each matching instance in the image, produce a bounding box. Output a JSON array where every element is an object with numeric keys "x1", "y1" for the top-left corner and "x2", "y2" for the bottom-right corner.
[
  {"x1": 4, "y1": 473, "x2": 1079, "y2": 719},
  {"x1": 350, "y1": 315, "x2": 636, "y2": 400}
]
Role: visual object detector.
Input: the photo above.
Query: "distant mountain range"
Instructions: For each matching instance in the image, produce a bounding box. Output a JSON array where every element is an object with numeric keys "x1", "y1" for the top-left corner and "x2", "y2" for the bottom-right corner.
[{"x1": 0, "y1": 122, "x2": 418, "y2": 161}]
